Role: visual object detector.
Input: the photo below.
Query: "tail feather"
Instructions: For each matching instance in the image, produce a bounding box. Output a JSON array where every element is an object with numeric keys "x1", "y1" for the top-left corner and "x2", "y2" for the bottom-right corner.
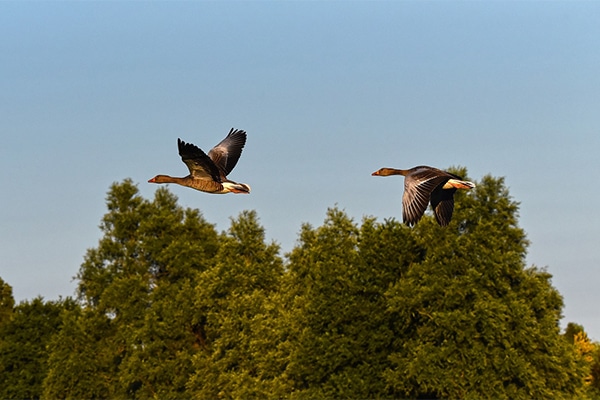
[
  {"x1": 222, "y1": 182, "x2": 251, "y2": 194},
  {"x1": 445, "y1": 179, "x2": 476, "y2": 190}
]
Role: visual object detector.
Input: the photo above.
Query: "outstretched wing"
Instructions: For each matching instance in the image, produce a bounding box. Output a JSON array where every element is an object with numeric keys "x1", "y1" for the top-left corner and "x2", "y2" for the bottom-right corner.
[
  {"x1": 207, "y1": 128, "x2": 247, "y2": 176},
  {"x1": 430, "y1": 185, "x2": 456, "y2": 227},
  {"x1": 402, "y1": 167, "x2": 454, "y2": 226},
  {"x1": 178, "y1": 139, "x2": 222, "y2": 182}
]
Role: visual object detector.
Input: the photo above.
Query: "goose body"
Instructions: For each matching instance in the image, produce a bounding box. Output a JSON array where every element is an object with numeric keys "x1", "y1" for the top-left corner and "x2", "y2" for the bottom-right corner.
[
  {"x1": 149, "y1": 128, "x2": 250, "y2": 194},
  {"x1": 372, "y1": 166, "x2": 475, "y2": 226}
]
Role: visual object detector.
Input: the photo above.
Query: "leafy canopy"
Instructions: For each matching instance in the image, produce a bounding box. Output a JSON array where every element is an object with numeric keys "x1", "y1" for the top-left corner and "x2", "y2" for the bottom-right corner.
[{"x1": 0, "y1": 170, "x2": 590, "y2": 399}]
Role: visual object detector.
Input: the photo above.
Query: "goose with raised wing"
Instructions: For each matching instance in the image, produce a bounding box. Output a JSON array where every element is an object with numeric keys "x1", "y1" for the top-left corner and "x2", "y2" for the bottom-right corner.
[
  {"x1": 372, "y1": 166, "x2": 475, "y2": 226},
  {"x1": 149, "y1": 128, "x2": 250, "y2": 194}
]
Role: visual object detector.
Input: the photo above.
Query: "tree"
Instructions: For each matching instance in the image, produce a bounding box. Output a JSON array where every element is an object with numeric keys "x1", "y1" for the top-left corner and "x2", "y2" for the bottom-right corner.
[
  {"x1": 0, "y1": 277, "x2": 14, "y2": 327},
  {"x1": 43, "y1": 305, "x2": 117, "y2": 399},
  {"x1": 590, "y1": 344, "x2": 600, "y2": 397},
  {"x1": 44, "y1": 180, "x2": 221, "y2": 399},
  {"x1": 384, "y1": 171, "x2": 585, "y2": 399},
  {"x1": 39, "y1": 172, "x2": 589, "y2": 398},
  {"x1": 265, "y1": 209, "x2": 422, "y2": 398},
  {"x1": 187, "y1": 210, "x2": 285, "y2": 398},
  {"x1": 0, "y1": 296, "x2": 75, "y2": 400},
  {"x1": 565, "y1": 322, "x2": 600, "y2": 396}
]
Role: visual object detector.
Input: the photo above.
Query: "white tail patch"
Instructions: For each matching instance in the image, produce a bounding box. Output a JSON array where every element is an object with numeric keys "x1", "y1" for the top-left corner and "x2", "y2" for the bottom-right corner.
[
  {"x1": 444, "y1": 179, "x2": 476, "y2": 190},
  {"x1": 222, "y1": 182, "x2": 251, "y2": 194}
]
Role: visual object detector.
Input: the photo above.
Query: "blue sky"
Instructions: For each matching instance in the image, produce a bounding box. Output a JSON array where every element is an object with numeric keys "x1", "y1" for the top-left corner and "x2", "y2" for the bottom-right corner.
[{"x1": 1, "y1": 1, "x2": 599, "y2": 339}]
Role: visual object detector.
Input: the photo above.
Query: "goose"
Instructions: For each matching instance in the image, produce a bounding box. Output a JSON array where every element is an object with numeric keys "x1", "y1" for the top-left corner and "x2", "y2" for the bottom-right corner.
[
  {"x1": 148, "y1": 128, "x2": 250, "y2": 194},
  {"x1": 371, "y1": 166, "x2": 475, "y2": 226}
]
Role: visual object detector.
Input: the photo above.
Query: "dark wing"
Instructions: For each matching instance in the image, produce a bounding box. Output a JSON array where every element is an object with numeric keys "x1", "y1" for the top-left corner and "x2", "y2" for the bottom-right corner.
[
  {"x1": 402, "y1": 167, "x2": 453, "y2": 226},
  {"x1": 178, "y1": 139, "x2": 222, "y2": 182},
  {"x1": 207, "y1": 128, "x2": 247, "y2": 176},
  {"x1": 430, "y1": 185, "x2": 456, "y2": 227}
]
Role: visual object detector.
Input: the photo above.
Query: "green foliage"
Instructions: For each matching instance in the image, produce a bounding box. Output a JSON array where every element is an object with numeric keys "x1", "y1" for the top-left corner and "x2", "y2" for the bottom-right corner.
[
  {"x1": 565, "y1": 322, "x2": 586, "y2": 344},
  {"x1": 43, "y1": 306, "x2": 117, "y2": 399},
  {"x1": 590, "y1": 344, "x2": 600, "y2": 397},
  {"x1": 564, "y1": 323, "x2": 600, "y2": 398},
  {"x1": 0, "y1": 172, "x2": 587, "y2": 399},
  {"x1": 0, "y1": 296, "x2": 75, "y2": 400},
  {"x1": 274, "y1": 209, "x2": 404, "y2": 398},
  {"x1": 44, "y1": 180, "x2": 221, "y2": 399},
  {"x1": 384, "y1": 173, "x2": 583, "y2": 399},
  {"x1": 0, "y1": 277, "x2": 14, "y2": 327},
  {"x1": 187, "y1": 210, "x2": 284, "y2": 398}
]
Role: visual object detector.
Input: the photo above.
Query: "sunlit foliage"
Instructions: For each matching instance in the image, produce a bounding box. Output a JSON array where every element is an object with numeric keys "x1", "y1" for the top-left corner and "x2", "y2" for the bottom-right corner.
[{"x1": 0, "y1": 171, "x2": 592, "y2": 398}]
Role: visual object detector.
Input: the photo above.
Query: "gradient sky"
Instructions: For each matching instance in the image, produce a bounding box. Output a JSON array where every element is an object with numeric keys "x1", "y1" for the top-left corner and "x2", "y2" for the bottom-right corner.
[{"x1": 2, "y1": 1, "x2": 599, "y2": 339}]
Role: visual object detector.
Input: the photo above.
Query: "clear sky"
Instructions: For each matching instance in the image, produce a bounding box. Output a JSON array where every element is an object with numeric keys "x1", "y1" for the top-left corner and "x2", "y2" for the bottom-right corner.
[{"x1": 1, "y1": 1, "x2": 599, "y2": 339}]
